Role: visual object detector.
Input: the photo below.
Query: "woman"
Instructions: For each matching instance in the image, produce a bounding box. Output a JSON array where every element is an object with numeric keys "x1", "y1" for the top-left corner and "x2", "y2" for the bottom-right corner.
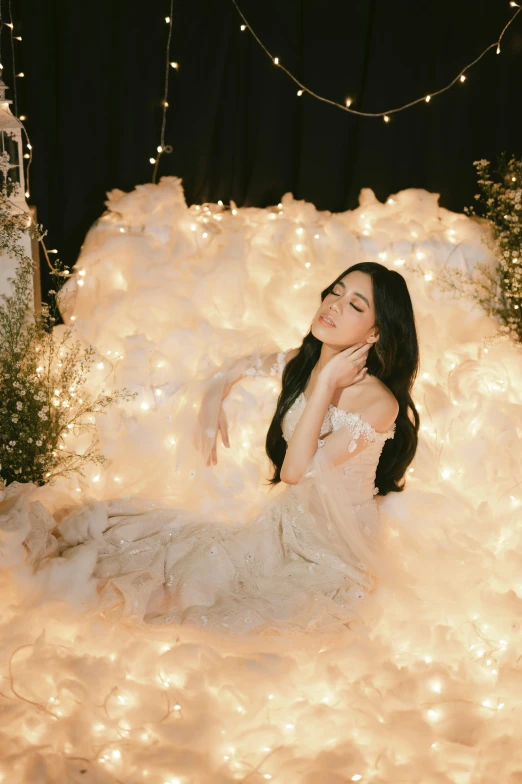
[{"x1": 9, "y1": 262, "x2": 420, "y2": 638}]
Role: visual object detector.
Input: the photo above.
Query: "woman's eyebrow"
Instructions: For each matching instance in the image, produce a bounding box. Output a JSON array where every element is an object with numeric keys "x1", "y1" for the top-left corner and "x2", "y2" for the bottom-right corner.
[{"x1": 336, "y1": 281, "x2": 370, "y2": 307}]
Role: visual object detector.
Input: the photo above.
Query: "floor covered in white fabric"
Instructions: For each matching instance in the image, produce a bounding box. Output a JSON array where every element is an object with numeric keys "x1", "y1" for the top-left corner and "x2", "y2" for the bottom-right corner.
[{"x1": 1, "y1": 178, "x2": 521, "y2": 783}]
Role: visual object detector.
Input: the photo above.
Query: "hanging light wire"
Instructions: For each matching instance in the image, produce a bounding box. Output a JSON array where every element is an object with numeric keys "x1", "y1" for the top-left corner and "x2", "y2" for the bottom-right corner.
[
  {"x1": 152, "y1": 0, "x2": 175, "y2": 183},
  {"x1": 231, "y1": 0, "x2": 522, "y2": 120},
  {"x1": 7, "y1": 0, "x2": 18, "y2": 118}
]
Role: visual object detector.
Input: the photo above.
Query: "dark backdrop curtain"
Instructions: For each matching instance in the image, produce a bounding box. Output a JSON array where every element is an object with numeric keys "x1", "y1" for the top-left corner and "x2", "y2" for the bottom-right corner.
[{"x1": 6, "y1": 0, "x2": 522, "y2": 294}]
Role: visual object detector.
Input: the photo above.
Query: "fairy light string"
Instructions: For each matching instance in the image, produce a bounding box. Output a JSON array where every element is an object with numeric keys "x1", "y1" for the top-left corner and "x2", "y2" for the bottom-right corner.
[
  {"x1": 151, "y1": 1, "x2": 175, "y2": 182},
  {"x1": 231, "y1": 0, "x2": 522, "y2": 121},
  {"x1": 7, "y1": 0, "x2": 19, "y2": 118}
]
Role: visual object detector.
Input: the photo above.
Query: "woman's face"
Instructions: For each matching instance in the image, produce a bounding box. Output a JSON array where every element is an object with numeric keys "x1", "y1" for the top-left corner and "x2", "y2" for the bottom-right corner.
[{"x1": 311, "y1": 270, "x2": 378, "y2": 348}]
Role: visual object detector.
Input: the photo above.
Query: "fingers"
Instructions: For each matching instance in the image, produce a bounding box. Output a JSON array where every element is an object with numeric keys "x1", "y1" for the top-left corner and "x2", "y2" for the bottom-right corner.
[
  {"x1": 218, "y1": 408, "x2": 230, "y2": 448},
  {"x1": 346, "y1": 343, "x2": 371, "y2": 358},
  {"x1": 206, "y1": 441, "x2": 218, "y2": 466},
  {"x1": 221, "y1": 420, "x2": 230, "y2": 449}
]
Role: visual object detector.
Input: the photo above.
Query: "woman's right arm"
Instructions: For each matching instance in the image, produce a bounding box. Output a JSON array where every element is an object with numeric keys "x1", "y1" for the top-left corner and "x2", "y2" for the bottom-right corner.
[
  {"x1": 220, "y1": 347, "x2": 296, "y2": 399},
  {"x1": 194, "y1": 347, "x2": 298, "y2": 463}
]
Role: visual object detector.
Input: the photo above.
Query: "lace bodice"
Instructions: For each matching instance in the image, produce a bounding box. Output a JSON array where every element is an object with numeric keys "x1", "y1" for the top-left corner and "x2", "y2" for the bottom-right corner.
[{"x1": 283, "y1": 391, "x2": 395, "y2": 450}]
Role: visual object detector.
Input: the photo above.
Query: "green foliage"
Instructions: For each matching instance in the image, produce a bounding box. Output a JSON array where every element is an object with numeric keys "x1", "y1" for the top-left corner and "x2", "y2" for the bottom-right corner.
[
  {"x1": 0, "y1": 190, "x2": 136, "y2": 488},
  {"x1": 416, "y1": 154, "x2": 522, "y2": 344},
  {"x1": 463, "y1": 154, "x2": 522, "y2": 342}
]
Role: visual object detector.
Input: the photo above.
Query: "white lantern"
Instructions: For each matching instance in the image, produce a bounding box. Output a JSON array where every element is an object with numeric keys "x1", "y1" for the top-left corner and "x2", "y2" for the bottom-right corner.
[{"x1": 0, "y1": 75, "x2": 36, "y2": 307}]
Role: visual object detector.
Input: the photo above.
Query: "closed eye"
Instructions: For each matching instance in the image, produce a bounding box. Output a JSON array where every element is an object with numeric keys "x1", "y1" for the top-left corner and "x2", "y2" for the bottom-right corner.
[{"x1": 332, "y1": 291, "x2": 363, "y2": 312}]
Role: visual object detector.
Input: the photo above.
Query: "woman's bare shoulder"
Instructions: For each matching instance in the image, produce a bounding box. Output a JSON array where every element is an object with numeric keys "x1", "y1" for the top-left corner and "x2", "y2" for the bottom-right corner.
[{"x1": 338, "y1": 376, "x2": 399, "y2": 433}]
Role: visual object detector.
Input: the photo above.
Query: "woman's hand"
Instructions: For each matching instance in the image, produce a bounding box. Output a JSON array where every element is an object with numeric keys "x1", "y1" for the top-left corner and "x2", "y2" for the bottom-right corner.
[
  {"x1": 206, "y1": 402, "x2": 230, "y2": 466},
  {"x1": 194, "y1": 385, "x2": 231, "y2": 466},
  {"x1": 317, "y1": 343, "x2": 371, "y2": 391}
]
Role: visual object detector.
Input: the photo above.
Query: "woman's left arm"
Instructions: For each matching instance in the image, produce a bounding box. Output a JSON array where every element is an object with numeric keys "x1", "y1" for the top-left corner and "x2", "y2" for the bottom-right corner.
[{"x1": 280, "y1": 378, "x2": 334, "y2": 484}]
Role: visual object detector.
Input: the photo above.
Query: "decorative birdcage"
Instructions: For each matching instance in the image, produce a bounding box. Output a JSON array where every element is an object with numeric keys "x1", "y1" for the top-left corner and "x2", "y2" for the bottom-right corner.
[
  {"x1": 0, "y1": 75, "x2": 37, "y2": 307},
  {"x1": 0, "y1": 75, "x2": 26, "y2": 201}
]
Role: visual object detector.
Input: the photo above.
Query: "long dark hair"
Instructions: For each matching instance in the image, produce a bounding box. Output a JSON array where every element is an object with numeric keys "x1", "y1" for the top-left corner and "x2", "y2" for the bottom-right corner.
[{"x1": 264, "y1": 262, "x2": 420, "y2": 496}]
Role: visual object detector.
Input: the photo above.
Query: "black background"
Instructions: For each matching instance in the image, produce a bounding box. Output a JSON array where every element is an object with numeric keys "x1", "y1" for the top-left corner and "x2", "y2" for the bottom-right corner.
[{"x1": 5, "y1": 0, "x2": 522, "y2": 294}]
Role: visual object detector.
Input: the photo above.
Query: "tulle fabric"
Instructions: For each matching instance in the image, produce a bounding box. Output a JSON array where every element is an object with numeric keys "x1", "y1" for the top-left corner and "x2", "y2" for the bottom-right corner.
[{"x1": 293, "y1": 444, "x2": 415, "y2": 602}]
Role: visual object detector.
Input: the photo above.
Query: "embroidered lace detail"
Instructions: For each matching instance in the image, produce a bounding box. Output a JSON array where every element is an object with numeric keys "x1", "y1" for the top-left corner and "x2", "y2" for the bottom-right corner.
[
  {"x1": 270, "y1": 351, "x2": 287, "y2": 378},
  {"x1": 241, "y1": 350, "x2": 287, "y2": 379},
  {"x1": 283, "y1": 392, "x2": 395, "y2": 451},
  {"x1": 242, "y1": 356, "x2": 267, "y2": 377}
]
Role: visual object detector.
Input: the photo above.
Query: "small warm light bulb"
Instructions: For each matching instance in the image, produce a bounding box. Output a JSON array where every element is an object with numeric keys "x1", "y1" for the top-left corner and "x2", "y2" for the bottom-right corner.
[
  {"x1": 345, "y1": 97, "x2": 353, "y2": 107},
  {"x1": 425, "y1": 95, "x2": 431, "y2": 102},
  {"x1": 496, "y1": 45, "x2": 501, "y2": 54},
  {"x1": 27, "y1": 143, "x2": 32, "y2": 149},
  {"x1": 165, "y1": 16, "x2": 171, "y2": 22},
  {"x1": 170, "y1": 61, "x2": 179, "y2": 69},
  {"x1": 273, "y1": 57, "x2": 279, "y2": 65},
  {"x1": 240, "y1": 24, "x2": 247, "y2": 31},
  {"x1": 297, "y1": 89, "x2": 303, "y2": 96},
  {"x1": 16, "y1": 72, "x2": 24, "y2": 77},
  {"x1": 19, "y1": 114, "x2": 26, "y2": 120},
  {"x1": 149, "y1": 157, "x2": 156, "y2": 164},
  {"x1": 384, "y1": 115, "x2": 390, "y2": 123},
  {"x1": 163, "y1": 100, "x2": 169, "y2": 107},
  {"x1": 157, "y1": 145, "x2": 163, "y2": 152},
  {"x1": 460, "y1": 74, "x2": 466, "y2": 82}
]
